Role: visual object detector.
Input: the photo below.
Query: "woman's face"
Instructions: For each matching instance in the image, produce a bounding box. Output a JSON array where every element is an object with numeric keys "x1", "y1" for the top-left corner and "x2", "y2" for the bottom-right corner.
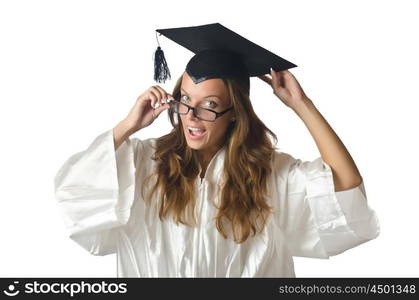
[{"x1": 179, "y1": 72, "x2": 235, "y2": 157}]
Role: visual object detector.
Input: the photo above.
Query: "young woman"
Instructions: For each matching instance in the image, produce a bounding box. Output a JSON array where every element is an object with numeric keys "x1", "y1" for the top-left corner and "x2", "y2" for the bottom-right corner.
[{"x1": 54, "y1": 23, "x2": 379, "y2": 277}]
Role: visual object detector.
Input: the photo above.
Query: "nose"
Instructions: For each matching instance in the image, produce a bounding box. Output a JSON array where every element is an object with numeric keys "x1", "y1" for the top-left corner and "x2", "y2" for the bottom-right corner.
[{"x1": 185, "y1": 106, "x2": 199, "y2": 121}]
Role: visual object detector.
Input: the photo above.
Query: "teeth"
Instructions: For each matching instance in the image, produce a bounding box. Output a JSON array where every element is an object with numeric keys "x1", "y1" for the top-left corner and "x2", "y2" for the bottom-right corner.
[{"x1": 188, "y1": 127, "x2": 205, "y2": 131}]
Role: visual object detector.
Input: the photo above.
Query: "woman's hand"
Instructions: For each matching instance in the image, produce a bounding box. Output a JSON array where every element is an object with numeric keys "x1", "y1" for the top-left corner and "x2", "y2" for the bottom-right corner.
[
  {"x1": 123, "y1": 85, "x2": 174, "y2": 134},
  {"x1": 258, "y1": 69, "x2": 310, "y2": 110}
]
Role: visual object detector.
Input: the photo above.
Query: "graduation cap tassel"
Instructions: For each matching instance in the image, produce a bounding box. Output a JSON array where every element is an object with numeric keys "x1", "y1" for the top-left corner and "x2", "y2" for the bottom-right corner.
[{"x1": 153, "y1": 32, "x2": 171, "y2": 83}]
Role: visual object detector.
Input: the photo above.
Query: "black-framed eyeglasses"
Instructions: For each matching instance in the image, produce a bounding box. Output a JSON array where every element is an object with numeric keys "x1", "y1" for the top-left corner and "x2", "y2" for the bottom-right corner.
[{"x1": 168, "y1": 99, "x2": 233, "y2": 122}]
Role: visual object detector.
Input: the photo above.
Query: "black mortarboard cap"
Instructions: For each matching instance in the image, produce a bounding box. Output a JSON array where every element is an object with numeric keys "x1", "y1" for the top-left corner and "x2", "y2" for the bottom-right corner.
[{"x1": 153, "y1": 23, "x2": 297, "y2": 92}]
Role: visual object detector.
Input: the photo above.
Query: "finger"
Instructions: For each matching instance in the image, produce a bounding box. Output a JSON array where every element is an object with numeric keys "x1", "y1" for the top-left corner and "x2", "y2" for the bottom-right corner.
[
  {"x1": 163, "y1": 93, "x2": 175, "y2": 104},
  {"x1": 278, "y1": 70, "x2": 292, "y2": 87},
  {"x1": 166, "y1": 93, "x2": 175, "y2": 101},
  {"x1": 150, "y1": 86, "x2": 164, "y2": 104},
  {"x1": 270, "y1": 68, "x2": 281, "y2": 90},
  {"x1": 148, "y1": 92, "x2": 157, "y2": 108},
  {"x1": 280, "y1": 70, "x2": 294, "y2": 81},
  {"x1": 154, "y1": 102, "x2": 170, "y2": 117},
  {"x1": 283, "y1": 69, "x2": 293, "y2": 77},
  {"x1": 153, "y1": 85, "x2": 169, "y2": 102},
  {"x1": 258, "y1": 75, "x2": 272, "y2": 85}
]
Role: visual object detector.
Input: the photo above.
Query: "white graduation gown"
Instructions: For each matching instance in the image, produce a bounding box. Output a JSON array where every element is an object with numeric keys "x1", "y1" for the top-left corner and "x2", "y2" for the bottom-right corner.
[{"x1": 54, "y1": 129, "x2": 380, "y2": 277}]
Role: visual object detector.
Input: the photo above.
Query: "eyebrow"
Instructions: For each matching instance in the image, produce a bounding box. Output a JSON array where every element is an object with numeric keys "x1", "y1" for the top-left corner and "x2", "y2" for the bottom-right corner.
[{"x1": 181, "y1": 88, "x2": 222, "y2": 100}]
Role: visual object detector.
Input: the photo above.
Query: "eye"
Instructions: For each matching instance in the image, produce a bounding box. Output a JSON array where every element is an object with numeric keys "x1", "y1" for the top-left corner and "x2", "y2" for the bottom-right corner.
[
  {"x1": 180, "y1": 95, "x2": 189, "y2": 102},
  {"x1": 180, "y1": 94, "x2": 218, "y2": 108},
  {"x1": 205, "y1": 100, "x2": 218, "y2": 108}
]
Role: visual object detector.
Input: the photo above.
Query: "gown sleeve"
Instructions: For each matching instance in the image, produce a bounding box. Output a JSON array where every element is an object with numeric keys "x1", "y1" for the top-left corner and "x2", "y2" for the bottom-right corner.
[
  {"x1": 273, "y1": 152, "x2": 380, "y2": 259},
  {"x1": 54, "y1": 128, "x2": 142, "y2": 256}
]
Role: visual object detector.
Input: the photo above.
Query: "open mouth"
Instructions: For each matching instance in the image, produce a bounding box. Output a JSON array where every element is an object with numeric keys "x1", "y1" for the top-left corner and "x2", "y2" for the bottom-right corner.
[{"x1": 186, "y1": 127, "x2": 207, "y2": 138}]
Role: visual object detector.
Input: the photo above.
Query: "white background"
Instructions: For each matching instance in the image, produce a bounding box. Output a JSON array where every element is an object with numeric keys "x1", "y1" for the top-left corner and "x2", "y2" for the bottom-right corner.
[{"x1": 0, "y1": 0, "x2": 418, "y2": 277}]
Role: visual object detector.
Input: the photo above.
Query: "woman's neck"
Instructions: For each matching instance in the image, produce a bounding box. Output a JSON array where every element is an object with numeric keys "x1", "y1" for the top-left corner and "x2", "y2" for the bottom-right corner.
[
  {"x1": 196, "y1": 138, "x2": 227, "y2": 178},
  {"x1": 198, "y1": 148, "x2": 219, "y2": 178}
]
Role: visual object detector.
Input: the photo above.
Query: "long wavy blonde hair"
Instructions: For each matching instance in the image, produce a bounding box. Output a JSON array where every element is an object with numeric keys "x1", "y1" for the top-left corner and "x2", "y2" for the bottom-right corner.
[{"x1": 141, "y1": 74, "x2": 279, "y2": 243}]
